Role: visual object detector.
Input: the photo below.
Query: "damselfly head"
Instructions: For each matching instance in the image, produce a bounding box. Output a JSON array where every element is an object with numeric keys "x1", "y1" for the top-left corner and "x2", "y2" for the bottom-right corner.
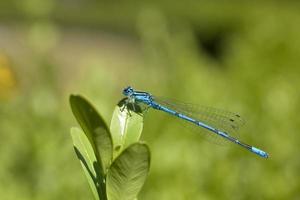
[{"x1": 123, "y1": 86, "x2": 134, "y2": 96}]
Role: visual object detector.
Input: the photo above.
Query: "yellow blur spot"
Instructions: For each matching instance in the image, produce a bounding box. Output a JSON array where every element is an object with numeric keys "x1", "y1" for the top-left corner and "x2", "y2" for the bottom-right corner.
[{"x1": 0, "y1": 54, "x2": 17, "y2": 99}]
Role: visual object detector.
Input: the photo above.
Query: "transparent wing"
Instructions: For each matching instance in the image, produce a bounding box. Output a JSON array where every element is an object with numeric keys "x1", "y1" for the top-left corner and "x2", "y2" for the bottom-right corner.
[{"x1": 154, "y1": 96, "x2": 245, "y2": 145}]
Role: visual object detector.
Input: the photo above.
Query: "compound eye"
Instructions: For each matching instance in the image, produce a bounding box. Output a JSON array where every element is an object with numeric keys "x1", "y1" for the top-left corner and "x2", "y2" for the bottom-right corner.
[{"x1": 123, "y1": 86, "x2": 133, "y2": 96}]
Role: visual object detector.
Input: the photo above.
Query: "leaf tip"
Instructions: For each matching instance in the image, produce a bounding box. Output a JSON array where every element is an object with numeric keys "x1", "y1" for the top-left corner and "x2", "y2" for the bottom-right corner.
[
  {"x1": 69, "y1": 94, "x2": 81, "y2": 104},
  {"x1": 70, "y1": 127, "x2": 80, "y2": 137}
]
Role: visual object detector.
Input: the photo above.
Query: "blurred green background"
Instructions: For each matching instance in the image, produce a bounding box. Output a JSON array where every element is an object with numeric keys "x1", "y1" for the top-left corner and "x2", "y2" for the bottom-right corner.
[{"x1": 1, "y1": 1, "x2": 300, "y2": 199}]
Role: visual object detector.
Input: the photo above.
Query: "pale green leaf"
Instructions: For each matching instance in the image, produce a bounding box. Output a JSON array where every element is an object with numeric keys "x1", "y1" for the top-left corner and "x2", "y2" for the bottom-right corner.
[
  {"x1": 106, "y1": 143, "x2": 150, "y2": 200},
  {"x1": 70, "y1": 127, "x2": 102, "y2": 200},
  {"x1": 110, "y1": 99, "x2": 143, "y2": 157}
]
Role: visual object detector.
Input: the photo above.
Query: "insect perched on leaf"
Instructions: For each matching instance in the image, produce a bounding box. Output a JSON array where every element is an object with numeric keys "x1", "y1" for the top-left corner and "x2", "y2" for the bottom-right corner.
[{"x1": 121, "y1": 86, "x2": 269, "y2": 158}]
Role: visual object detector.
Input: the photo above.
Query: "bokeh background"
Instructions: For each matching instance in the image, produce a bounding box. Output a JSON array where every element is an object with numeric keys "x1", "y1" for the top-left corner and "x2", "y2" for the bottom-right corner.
[{"x1": 1, "y1": 1, "x2": 300, "y2": 200}]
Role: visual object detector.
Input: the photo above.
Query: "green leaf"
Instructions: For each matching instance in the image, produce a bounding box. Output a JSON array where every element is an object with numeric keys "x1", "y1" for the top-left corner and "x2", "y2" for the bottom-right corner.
[
  {"x1": 106, "y1": 143, "x2": 150, "y2": 200},
  {"x1": 70, "y1": 94, "x2": 113, "y2": 173},
  {"x1": 70, "y1": 127, "x2": 102, "y2": 200},
  {"x1": 70, "y1": 95, "x2": 112, "y2": 200},
  {"x1": 110, "y1": 99, "x2": 143, "y2": 157}
]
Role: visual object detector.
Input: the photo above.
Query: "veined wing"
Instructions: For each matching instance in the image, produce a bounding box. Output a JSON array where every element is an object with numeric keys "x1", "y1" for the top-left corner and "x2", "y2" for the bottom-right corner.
[{"x1": 154, "y1": 96, "x2": 245, "y2": 145}]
